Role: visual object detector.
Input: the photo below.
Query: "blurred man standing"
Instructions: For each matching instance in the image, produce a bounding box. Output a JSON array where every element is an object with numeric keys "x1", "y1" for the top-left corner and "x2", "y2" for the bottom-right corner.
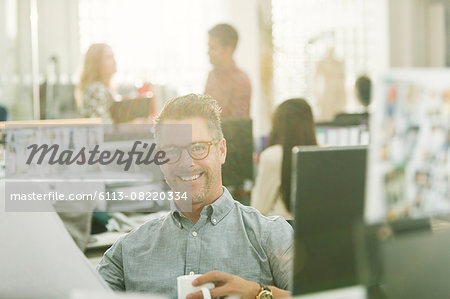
[{"x1": 205, "y1": 24, "x2": 251, "y2": 119}]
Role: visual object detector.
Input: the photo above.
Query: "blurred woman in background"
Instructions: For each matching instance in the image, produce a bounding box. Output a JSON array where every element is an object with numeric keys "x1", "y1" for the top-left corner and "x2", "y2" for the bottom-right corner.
[
  {"x1": 76, "y1": 43, "x2": 117, "y2": 122},
  {"x1": 251, "y1": 98, "x2": 317, "y2": 219}
]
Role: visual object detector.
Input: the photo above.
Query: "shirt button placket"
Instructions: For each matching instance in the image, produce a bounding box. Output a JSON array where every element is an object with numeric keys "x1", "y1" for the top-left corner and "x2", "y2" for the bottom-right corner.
[{"x1": 186, "y1": 229, "x2": 200, "y2": 275}]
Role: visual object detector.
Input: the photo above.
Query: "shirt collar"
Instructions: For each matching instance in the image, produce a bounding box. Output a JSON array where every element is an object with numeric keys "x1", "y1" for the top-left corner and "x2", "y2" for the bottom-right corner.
[
  {"x1": 169, "y1": 200, "x2": 183, "y2": 228},
  {"x1": 170, "y1": 187, "x2": 235, "y2": 228}
]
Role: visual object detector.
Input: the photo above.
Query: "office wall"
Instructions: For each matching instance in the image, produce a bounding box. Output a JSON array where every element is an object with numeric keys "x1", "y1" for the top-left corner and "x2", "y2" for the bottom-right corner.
[
  {"x1": 0, "y1": 0, "x2": 79, "y2": 119},
  {"x1": 389, "y1": 0, "x2": 447, "y2": 67},
  {"x1": 0, "y1": 0, "x2": 34, "y2": 119},
  {"x1": 37, "y1": 0, "x2": 80, "y2": 81},
  {"x1": 427, "y1": 2, "x2": 446, "y2": 67},
  {"x1": 0, "y1": 0, "x2": 19, "y2": 111}
]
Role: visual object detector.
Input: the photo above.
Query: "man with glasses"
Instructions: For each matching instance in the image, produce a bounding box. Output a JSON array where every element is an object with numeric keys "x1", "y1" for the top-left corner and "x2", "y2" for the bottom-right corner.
[{"x1": 97, "y1": 94, "x2": 292, "y2": 299}]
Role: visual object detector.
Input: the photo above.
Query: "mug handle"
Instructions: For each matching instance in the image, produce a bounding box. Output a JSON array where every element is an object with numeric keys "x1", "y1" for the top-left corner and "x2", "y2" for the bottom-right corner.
[{"x1": 201, "y1": 287, "x2": 211, "y2": 299}]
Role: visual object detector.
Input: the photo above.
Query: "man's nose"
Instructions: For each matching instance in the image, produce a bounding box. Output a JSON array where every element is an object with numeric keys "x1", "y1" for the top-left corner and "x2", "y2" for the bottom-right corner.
[{"x1": 178, "y1": 149, "x2": 194, "y2": 167}]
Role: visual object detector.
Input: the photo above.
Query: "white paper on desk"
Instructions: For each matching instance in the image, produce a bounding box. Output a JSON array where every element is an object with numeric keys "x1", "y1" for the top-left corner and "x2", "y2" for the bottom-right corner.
[{"x1": 0, "y1": 180, "x2": 110, "y2": 299}]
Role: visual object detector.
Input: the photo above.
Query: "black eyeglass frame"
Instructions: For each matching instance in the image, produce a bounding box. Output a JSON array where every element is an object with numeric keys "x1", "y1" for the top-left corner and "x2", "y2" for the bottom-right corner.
[{"x1": 160, "y1": 140, "x2": 220, "y2": 164}]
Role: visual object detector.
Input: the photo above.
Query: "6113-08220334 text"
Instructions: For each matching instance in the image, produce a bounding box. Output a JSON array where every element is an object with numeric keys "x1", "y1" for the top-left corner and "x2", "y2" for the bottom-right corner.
[{"x1": 9, "y1": 191, "x2": 188, "y2": 201}]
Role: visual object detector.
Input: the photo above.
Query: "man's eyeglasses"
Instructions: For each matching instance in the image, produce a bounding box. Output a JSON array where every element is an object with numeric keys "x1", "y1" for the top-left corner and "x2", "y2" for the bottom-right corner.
[{"x1": 160, "y1": 140, "x2": 220, "y2": 164}]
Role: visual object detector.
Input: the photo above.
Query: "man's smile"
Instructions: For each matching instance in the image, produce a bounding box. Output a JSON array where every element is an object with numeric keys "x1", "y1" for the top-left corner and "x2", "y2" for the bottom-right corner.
[{"x1": 178, "y1": 172, "x2": 204, "y2": 182}]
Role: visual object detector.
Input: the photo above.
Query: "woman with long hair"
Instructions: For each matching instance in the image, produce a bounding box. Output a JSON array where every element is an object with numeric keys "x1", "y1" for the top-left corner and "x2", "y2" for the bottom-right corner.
[
  {"x1": 251, "y1": 98, "x2": 317, "y2": 219},
  {"x1": 75, "y1": 43, "x2": 117, "y2": 121}
]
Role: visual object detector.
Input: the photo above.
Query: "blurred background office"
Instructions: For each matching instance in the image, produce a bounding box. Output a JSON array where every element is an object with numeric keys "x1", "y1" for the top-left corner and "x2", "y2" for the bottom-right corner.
[
  {"x1": 2, "y1": 0, "x2": 448, "y2": 130},
  {"x1": 1, "y1": 0, "x2": 448, "y2": 128},
  {"x1": 1, "y1": 0, "x2": 450, "y2": 276}
]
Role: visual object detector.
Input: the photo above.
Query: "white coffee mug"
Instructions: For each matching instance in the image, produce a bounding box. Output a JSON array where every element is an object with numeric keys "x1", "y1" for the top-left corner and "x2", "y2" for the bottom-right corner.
[{"x1": 177, "y1": 274, "x2": 214, "y2": 299}]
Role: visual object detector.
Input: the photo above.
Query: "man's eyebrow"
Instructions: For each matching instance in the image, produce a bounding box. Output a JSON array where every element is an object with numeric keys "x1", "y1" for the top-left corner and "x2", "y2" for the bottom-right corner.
[
  {"x1": 159, "y1": 144, "x2": 178, "y2": 149},
  {"x1": 160, "y1": 142, "x2": 197, "y2": 148}
]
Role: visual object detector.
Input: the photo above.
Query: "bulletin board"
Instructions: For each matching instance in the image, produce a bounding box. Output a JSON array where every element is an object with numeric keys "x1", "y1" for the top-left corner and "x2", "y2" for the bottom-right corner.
[{"x1": 365, "y1": 69, "x2": 450, "y2": 224}]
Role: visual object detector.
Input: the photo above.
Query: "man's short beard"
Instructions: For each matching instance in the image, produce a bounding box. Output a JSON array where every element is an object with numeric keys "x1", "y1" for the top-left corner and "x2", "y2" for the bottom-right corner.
[
  {"x1": 192, "y1": 172, "x2": 212, "y2": 203},
  {"x1": 192, "y1": 187, "x2": 208, "y2": 203}
]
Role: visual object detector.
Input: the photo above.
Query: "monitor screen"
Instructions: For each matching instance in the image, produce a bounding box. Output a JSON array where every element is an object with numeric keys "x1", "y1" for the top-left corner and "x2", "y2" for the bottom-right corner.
[
  {"x1": 291, "y1": 146, "x2": 367, "y2": 295},
  {"x1": 221, "y1": 119, "x2": 253, "y2": 187}
]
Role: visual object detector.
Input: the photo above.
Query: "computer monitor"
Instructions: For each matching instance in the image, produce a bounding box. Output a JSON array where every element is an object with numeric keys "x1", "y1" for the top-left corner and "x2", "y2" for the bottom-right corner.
[
  {"x1": 358, "y1": 218, "x2": 450, "y2": 299},
  {"x1": 291, "y1": 146, "x2": 367, "y2": 295},
  {"x1": 221, "y1": 119, "x2": 253, "y2": 188},
  {"x1": 381, "y1": 228, "x2": 450, "y2": 299}
]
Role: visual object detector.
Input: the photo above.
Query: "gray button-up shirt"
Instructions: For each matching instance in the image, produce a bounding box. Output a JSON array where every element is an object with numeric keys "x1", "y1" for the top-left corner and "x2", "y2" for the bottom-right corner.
[{"x1": 97, "y1": 188, "x2": 293, "y2": 298}]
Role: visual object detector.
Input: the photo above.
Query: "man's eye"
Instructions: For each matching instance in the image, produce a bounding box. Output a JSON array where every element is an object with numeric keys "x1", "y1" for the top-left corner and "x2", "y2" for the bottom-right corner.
[{"x1": 192, "y1": 145, "x2": 206, "y2": 152}]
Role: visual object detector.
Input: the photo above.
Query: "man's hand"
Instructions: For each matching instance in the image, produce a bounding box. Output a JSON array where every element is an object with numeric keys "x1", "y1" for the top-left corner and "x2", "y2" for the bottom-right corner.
[{"x1": 186, "y1": 271, "x2": 260, "y2": 299}]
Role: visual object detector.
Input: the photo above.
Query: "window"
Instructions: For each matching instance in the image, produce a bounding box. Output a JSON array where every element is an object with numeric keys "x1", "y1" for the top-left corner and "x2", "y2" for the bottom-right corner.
[
  {"x1": 272, "y1": 0, "x2": 388, "y2": 113},
  {"x1": 78, "y1": 0, "x2": 225, "y2": 95}
]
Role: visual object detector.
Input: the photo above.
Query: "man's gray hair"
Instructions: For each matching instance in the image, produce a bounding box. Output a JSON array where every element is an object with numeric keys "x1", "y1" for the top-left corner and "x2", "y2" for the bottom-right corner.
[{"x1": 155, "y1": 93, "x2": 224, "y2": 140}]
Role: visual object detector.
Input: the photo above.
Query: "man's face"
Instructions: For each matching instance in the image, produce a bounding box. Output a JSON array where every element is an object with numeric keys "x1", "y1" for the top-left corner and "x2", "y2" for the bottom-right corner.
[
  {"x1": 208, "y1": 36, "x2": 233, "y2": 67},
  {"x1": 158, "y1": 117, "x2": 226, "y2": 206}
]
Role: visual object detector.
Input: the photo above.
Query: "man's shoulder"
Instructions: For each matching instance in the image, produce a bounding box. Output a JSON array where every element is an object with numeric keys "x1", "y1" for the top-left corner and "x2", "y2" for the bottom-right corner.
[
  {"x1": 232, "y1": 201, "x2": 293, "y2": 254},
  {"x1": 234, "y1": 201, "x2": 291, "y2": 232}
]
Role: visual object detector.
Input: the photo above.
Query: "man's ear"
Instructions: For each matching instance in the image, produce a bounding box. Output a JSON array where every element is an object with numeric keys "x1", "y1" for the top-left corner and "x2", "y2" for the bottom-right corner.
[
  {"x1": 226, "y1": 45, "x2": 235, "y2": 56},
  {"x1": 219, "y1": 138, "x2": 227, "y2": 165}
]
